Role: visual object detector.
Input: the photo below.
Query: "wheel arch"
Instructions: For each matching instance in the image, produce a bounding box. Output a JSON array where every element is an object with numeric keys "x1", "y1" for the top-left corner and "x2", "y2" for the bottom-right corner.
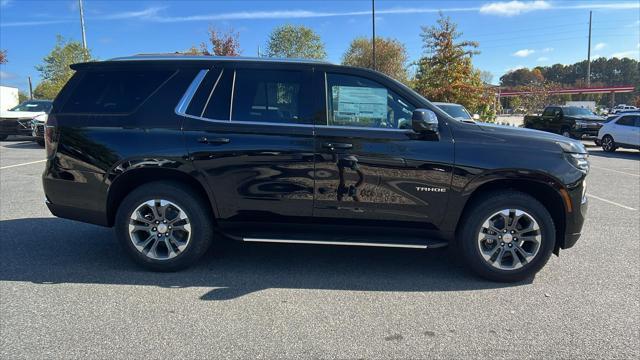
[
  {"x1": 106, "y1": 166, "x2": 218, "y2": 227},
  {"x1": 453, "y1": 174, "x2": 568, "y2": 253}
]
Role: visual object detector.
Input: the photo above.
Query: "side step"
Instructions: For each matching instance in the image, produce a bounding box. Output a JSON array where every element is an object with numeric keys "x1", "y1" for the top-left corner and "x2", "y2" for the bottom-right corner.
[{"x1": 242, "y1": 238, "x2": 447, "y2": 249}]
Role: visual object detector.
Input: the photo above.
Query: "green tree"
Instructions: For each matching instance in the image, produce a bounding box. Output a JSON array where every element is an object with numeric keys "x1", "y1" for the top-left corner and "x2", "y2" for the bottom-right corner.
[
  {"x1": 266, "y1": 24, "x2": 326, "y2": 59},
  {"x1": 342, "y1": 37, "x2": 409, "y2": 83},
  {"x1": 34, "y1": 35, "x2": 92, "y2": 99},
  {"x1": 18, "y1": 91, "x2": 30, "y2": 103},
  {"x1": 413, "y1": 14, "x2": 490, "y2": 116}
]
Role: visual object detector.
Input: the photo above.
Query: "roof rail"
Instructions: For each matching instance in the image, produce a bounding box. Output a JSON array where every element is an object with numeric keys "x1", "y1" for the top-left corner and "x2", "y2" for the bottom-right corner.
[{"x1": 108, "y1": 54, "x2": 333, "y2": 65}]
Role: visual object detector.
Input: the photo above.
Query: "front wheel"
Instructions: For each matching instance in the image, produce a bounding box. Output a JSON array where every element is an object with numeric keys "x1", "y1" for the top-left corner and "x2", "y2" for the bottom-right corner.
[
  {"x1": 115, "y1": 181, "x2": 213, "y2": 271},
  {"x1": 561, "y1": 128, "x2": 572, "y2": 138},
  {"x1": 0, "y1": 135, "x2": 7, "y2": 141},
  {"x1": 601, "y1": 135, "x2": 616, "y2": 152},
  {"x1": 458, "y1": 191, "x2": 556, "y2": 282}
]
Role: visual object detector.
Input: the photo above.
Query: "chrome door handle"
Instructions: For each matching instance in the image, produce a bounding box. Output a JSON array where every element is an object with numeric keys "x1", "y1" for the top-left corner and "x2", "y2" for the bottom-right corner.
[{"x1": 198, "y1": 137, "x2": 230, "y2": 145}]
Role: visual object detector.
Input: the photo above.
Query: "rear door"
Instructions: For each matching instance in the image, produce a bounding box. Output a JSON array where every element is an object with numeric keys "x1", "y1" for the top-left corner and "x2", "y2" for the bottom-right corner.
[
  {"x1": 614, "y1": 115, "x2": 635, "y2": 144},
  {"x1": 313, "y1": 70, "x2": 454, "y2": 231},
  {"x1": 180, "y1": 64, "x2": 317, "y2": 232}
]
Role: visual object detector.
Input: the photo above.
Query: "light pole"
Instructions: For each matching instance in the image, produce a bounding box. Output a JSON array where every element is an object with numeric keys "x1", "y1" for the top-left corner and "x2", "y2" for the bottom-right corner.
[
  {"x1": 372, "y1": 0, "x2": 376, "y2": 70},
  {"x1": 79, "y1": 0, "x2": 87, "y2": 50}
]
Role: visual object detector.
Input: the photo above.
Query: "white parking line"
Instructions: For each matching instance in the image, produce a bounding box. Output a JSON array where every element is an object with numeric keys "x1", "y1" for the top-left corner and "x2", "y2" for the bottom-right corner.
[
  {"x1": 0, "y1": 159, "x2": 46, "y2": 170},
  {"x1": 587, "y1": 194, "x2": 638, "y2": 211},
  {"x1": 590, "y1": 166, "x2": 640, "y2": 178}
]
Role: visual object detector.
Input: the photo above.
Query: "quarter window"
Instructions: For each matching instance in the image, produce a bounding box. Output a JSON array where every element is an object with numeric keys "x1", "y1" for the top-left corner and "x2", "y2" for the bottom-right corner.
[
  {"x1": 326, "y1": 73, "x2": 415, "y2": 129},
  {"x1": 231, "y1": 69, "x2": 313, "y2": 125},
  {"x1": 62, "y1": 70, "x2": 173, "y2": 114}
]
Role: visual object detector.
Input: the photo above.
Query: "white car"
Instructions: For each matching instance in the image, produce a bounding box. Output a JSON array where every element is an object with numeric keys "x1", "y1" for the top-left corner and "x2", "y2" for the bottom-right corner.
[
  {"x1": 0, "y1": 100, "x2": 51, "y2": 142},
  {"x1": 597, "y1": 112, "x2": 640, "y2": 152},
  {"x1": 611, "y1": 104, "x2": 638, "y2": 114}
]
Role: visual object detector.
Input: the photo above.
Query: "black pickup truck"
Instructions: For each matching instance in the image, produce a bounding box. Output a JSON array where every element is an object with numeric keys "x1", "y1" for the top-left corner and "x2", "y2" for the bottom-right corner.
[{"x1": 524, "y1": 106, "x2": 605, "y2": 139}]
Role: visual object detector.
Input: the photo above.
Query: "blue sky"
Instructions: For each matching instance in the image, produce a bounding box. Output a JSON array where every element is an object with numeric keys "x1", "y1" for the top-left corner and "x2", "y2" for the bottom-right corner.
[{"x1": 1, "y1": 0, "x2": 638, "y2": 92}]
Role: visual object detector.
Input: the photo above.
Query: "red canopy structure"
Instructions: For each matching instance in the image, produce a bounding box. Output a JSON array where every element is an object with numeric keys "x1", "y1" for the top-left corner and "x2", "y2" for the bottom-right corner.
[{"x1": 499, "y1": 85, "x2": 636, "y2": 97}]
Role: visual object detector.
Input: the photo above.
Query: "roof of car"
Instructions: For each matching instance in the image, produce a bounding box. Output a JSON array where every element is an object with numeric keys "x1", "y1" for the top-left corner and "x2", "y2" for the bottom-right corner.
[{"x1": 107, "y1": 54, "x2": 333, "y2": 65}]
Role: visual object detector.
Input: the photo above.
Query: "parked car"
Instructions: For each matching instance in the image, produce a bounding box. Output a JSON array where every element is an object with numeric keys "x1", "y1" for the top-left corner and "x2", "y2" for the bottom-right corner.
[
  {"x1": 42, "y1": 55, "x2": 589, "y2": 282},
  {"x1": 523, "y1": 105, "x2": 605, "y2": 139},
  {"x1": 611, "y1": 104, "x2": 638, "y2": 114},
  {"x1": 0, "y1": 100, "x2": 52, "y2": 141},
  {"x1": 31, "y1": 114, "x2": 47, "y2": 146},
  {"x1": 596, "y1": 112, "x2": 640, "y2": 152},
  {"x1": 433, "y1": 102, "x2": 478, "y2": 123}
]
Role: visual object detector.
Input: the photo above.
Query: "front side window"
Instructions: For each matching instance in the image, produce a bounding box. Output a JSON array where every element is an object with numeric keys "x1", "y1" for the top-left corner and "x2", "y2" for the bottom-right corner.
[
  {"x1": 616, "y1": 116, "x2": 635, "y2": 126},
  {"x1": 326, "y1": 73, "x2": 415, "y2": 129},
  {"x1": 231, "y1": 69, "x2": 313, "y2": 125}
]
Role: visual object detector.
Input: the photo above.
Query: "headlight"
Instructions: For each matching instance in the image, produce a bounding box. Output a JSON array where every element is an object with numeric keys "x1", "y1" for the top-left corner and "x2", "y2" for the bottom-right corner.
[
  {"x1": 574, "y1": 120, "x2": 588, "y2": 128},
  {"x1": 565, "y1": 152, "x2": 589, "y2": 173}
]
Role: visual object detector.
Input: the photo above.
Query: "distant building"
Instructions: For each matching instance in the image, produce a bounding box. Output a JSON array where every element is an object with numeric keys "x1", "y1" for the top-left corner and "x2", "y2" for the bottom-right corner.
[{"x1": 0, "y1": 86, "x2": 19, "y2": 111}]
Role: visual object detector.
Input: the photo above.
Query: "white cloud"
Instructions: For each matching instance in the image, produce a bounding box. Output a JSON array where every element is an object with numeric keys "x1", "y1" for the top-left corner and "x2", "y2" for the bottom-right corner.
[
  {"x1": 480, "y1": 1, "x2": 551, "y2": 16},
  {"x1": 506, "y1": 65, "x2": 526, "y2": 73},
  {"x1": 541, "y1": 47, "x2": 554, "y2": 53},
  {"x1": 610, "y1": 50, "x2": 640, "y2": 59},
  {"x1": 0, "y1": 71, "x2": 16, "y2": 80},
  {"x1": 594, "y1": 42, "x2": 607, "y2": 51},
  {"x1": 513, "y1": 49, "x2": 535, "y2": 57},
  {"x1": 102, "y1": 6, "x2": 165, "y2": 20},
  {"x1": 536, "y1": 57, "x2": 549, "y2": 62}
]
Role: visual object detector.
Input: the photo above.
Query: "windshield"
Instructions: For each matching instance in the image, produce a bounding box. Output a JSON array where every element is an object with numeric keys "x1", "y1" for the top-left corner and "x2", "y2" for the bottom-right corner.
[
  {"x1": 564, "y1": 107, "x2": 595, "y2": 116},
  {"x1": 436, "y1": 104, "x2": 472, "y2": 119},
  {"x1": 9, "y1": 101, "x2": 52, "y2": 113}
]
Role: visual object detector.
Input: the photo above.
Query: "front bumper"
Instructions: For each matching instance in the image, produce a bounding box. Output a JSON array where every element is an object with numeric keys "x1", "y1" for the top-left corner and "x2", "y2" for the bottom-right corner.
[
  {"x1": 561, "y1": 179, "x2": 588, "y2": 250},
  {"x1": 0, "y1": 118, "x2": 35, "y2": 136},
  {"x1": 570, "y1": 126, "x2": 601, "y2": 139}
]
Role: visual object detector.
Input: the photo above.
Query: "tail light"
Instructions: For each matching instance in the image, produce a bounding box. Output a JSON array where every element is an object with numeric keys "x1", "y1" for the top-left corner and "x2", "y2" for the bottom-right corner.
[{"x1": 45, "y1": 114, "x2": 60, "y2": 159}]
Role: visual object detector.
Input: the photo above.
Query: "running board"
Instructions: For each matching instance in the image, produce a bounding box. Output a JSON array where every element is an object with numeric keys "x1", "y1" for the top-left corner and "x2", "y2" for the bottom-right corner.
[{"x1": 242, "y1": 238, "x2": 429, "y2": 249}]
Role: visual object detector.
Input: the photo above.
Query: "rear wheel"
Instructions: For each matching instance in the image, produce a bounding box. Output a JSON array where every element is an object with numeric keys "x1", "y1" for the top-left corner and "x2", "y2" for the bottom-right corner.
[
  {"x1": 115, "y1": 181, "x2": 213, "y2": 271},
  {"x1": 601, "y1": 135, "x2": 616, "y2": 152},
  {"x1": 458, "y1": 191, "x2": 556, "y2": 282}
]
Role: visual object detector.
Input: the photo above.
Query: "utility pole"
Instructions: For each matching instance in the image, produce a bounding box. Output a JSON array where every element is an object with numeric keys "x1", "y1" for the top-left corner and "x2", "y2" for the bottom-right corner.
[
  {"x1": 372, "y1": 0, "x2": 376, "y2": 70},
  {"x1": 28, "y1": 76, "x2": 33, "y2": 99},
  {"x1": 79, "y1": 0, "x2": 87, "y2": 50},
  {"x1": 586, "y1": 10, "x2": 592, "y2": 87}
]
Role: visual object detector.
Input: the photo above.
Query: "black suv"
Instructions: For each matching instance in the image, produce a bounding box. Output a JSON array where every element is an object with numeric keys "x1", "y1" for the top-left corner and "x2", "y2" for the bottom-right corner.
[{"x1": 43, "y1": 55, "x2": 589, "y2": 282}]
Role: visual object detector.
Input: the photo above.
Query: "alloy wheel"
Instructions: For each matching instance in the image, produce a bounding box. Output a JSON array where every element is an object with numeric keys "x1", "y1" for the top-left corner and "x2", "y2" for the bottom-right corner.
[
  {"x1": 128, "y1": 199, "x2": 192, "y2": 260},
  {"x1": 602, "y1": 136, "x2": 614, "y2": 151},
  {"x1": 477, "y1": 209, "x2": 542, "y2": 270}
]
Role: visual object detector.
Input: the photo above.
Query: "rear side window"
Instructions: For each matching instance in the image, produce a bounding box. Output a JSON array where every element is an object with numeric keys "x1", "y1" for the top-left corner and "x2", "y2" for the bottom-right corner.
[
  {"x1": 62, "y1": 70, "x2": 173, "y2": 114},
  {"x1": 231, "y1": 69, "x2": 313, "y2": 125},
  {"x1": 186, "y1": 68, "x2": 233, "y2": 120}
]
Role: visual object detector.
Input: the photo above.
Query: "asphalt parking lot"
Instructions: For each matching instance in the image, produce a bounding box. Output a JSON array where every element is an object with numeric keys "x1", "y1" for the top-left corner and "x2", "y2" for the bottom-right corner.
[{"x1": 1, "y1": 136, "x2": 638, "y2": 359}]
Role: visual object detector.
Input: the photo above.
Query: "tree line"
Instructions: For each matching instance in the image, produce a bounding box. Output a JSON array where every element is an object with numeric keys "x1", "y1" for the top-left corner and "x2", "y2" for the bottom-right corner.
[{"x1": 500, "y1": 57, "x2": 639, "y2": 110}]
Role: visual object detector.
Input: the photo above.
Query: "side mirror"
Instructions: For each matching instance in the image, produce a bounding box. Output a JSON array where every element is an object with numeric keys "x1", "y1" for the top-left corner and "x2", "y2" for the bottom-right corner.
[
  {"x1": 412, "y1": 108, "x2": 439, "y2": 134},
  {"x1": 472, "y1": 114, "x2": 480, "y2": 120}
]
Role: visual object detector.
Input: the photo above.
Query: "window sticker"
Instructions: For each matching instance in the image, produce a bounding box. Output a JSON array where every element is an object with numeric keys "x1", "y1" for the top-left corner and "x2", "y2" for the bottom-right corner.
[{"x1": 332, "y1": 86, "x2": 387, "y2": 124}]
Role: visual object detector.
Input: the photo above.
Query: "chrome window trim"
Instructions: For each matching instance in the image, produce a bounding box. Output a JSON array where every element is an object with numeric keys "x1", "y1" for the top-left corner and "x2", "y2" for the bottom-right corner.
[
  {"x1": 229, "y1": 70, "x2": 236, "y2": 121},
  {"x1": 200, "y1": 69, "x2": 225, "y2": 118},
  {"x1": 174, "y1": 69, "x2": 208, "y2": 116},
  {"x1": 176, "y1": 69, "x2": 412, "y2": 133}
]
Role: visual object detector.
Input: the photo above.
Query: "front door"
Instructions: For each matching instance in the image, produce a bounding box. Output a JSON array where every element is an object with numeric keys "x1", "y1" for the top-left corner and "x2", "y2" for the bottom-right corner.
[
  {"x1": 181, "y1": 65, "x2": 317, "y2": 232},
  {"x1": 313, "y1": 72, "x2": 454, "y2": 232}
]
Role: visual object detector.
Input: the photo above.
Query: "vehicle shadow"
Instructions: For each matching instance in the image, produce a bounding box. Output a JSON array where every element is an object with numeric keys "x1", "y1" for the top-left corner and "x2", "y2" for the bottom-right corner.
[
  {"x1": 1, "y1": 141, "x2": 42, "y2": 149},
  {"x1": 588, "y1": 150, "x2": 640, "y2": 160},
  {"x1": 0, "y1": 218, "x2": 528, "y2": 300}
]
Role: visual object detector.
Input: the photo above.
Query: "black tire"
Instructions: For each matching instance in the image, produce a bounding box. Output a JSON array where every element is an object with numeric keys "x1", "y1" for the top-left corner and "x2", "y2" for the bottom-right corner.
[
  {"x1": 0, "y1": 135, "x2": 7, "y2": 141},
  {"x1": 458, "y1": 191, "x2": 556, "y2": 282},
  {"x1": 601, "y1": 135, "x2": 617, "y2": 152},
  {"x1": 114, "y1": 181, "x2": 214, "y2": 271},
  {"x1": 560, "y1": 127, "x2": 572, "y2": 139},
  {"x1": 36, "y1": 139, "x2": 45, "y2": 147}
]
